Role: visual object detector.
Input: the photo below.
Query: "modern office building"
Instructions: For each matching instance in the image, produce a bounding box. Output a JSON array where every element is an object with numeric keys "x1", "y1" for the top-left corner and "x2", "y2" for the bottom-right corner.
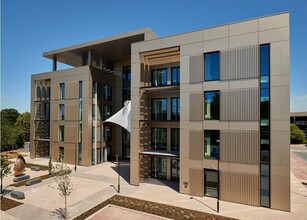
[{"x1": 30, "y1": 12, "x2": 290, "y2": 211}]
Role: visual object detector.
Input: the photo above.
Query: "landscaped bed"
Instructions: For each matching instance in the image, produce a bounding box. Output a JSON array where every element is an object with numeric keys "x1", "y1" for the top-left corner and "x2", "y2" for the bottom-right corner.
[
  {"x1": 0, "y1": 197, "x2": 23, "y2": 211},
  {"x1": 74, "y1": 195, "x2": 236, "y2": 220},
  {"x1": 10, "y1": 171, "x2": 60, "y2": 187}
]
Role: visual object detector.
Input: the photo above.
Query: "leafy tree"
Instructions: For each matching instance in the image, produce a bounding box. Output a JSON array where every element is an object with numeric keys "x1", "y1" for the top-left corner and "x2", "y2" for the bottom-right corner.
[
  {"x1": 0, "y1": 109, "x2": 20, "y2": 126},
  {"x1": 48, "y1": 156, "x2": 54, "y2": 175},
  {"x1": 0, "y1": 155, "x2": 12, "y2": 194},
  {"x1": 15, "y1": 112, "x2": 30, "y2": 142},
  {"x1": 51, "y1": 163, "x2": 73, "y2": 220},
  {"x1": 290, "y1": 124, "x2": 305, "y2": 144}
]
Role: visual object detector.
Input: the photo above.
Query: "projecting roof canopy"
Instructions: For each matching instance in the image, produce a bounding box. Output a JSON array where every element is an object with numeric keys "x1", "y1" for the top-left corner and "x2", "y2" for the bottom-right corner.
[{"x1": 43, "y1": 28, "x2": 157, "y2": 68}]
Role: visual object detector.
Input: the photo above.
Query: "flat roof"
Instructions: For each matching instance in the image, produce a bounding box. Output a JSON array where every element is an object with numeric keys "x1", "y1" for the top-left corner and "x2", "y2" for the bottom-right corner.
[
  {"x1": 291, "y1": 112, "x2": 307, "y2": 117},
  {"x1": 43, "y1": 28, "x2": 157, "y2": 67}
]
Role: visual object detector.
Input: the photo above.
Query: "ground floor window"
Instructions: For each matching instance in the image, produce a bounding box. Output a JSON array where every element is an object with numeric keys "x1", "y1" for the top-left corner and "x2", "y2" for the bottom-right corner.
[
  {"x1": 171, "y1": 159, "x2": 180, "y2": 182},
  {"x1": 204, "y1": 169, "x2": 218, "y2": 198},
  {"x1": 151, "y1": 157, "x2": 167, "y2": 180},
  {"x1": 59, "y1": 147, "x2": 64, "y2": 162}
]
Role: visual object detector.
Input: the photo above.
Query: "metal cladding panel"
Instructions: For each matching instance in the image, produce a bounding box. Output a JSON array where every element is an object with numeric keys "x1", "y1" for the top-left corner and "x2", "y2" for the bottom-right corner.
[
  {"x1": 189, "y1": 130, "x2": 203, "y2": 160},
  {"x1": 189, "y1": 168, "x2": 204, "y2": 196},
  {"x1": 220, "y1": 171, "x2": 259, "y2": 206},
  {"x1": 189, "y1": 93, "x2": 203, "y2": 121},
  {"x1": 220, "y1": 130, "x2": 259, "y2": 164},
  {"x1": 220, "y1": 88, "x2": 259, "y2": 121},
  {"x1": 220, "y1": 45, "x2": 259, "y2": 80},
  {"x1": 189, "y1": 55, "x2": 203, "y2": 83}
]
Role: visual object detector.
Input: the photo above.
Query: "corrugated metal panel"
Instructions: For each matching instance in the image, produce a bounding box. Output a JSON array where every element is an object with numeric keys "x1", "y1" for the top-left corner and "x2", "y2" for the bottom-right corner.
[
  {"x1": 220, "y1": 45, "x2": 259, "y2": 80},
  {"x1": 220, "y1": 130, "x2": 259, "y2": 164},
  {"x1": 189, "y1": 168, "x2": 204, "y2": 196},
  {"x1": 189, "y1": 93, "x2": 203, "y2": 121},
  {"x1": 220, "y1": 88, "x2": 259, "y2": 121},
  {"x1": 189, "y1": 55, "x2": 203, "y2": 83},
  {"x1": 220, "y1": 171, "x2": 259, "y2": 206},
  {"x1": 189, "y1": 130, "x2": 203, "y2": 160}
]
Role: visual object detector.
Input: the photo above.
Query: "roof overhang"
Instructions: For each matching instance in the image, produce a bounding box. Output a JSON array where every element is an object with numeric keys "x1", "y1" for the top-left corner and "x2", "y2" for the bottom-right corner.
[
  {"x1": 140, "y1": 150, "x2": 179, "y2": 158},
  {"x1": 43, "y1": 28, "x2": 157, "y2": 67}
]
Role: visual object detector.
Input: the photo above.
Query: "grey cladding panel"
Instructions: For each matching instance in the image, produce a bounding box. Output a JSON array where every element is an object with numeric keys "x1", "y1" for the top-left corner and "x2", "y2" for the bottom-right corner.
[
  {"x1": 189, "y1": 131, "x2": 203, "y2": 160},
  {"x1": 220, "y1": 130, "x2": 259, "y2": 164},
  {"x1": 189, "y1": 55, "x2": 203, "y2": 83},
  {"x1": 220, "y1": 88, "x2": 259, "y2": 121},
  {"x1": 221, "y1": 45, "x2": 259, "y2": 80},
  {"x1": 189, "y1": 93, "x2": 203, "y2": 121}
]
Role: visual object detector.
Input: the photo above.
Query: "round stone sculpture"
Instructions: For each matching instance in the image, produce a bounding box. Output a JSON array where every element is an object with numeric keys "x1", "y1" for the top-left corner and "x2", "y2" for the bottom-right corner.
[{"x1": 13, "y1": 155, "x2": 26, "y2": 177}]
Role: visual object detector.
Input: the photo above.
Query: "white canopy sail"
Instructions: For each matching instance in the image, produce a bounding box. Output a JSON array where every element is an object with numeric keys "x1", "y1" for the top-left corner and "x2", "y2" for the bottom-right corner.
[{"x1": 104, "y1": 100, "x2": 131, "y2": 132}]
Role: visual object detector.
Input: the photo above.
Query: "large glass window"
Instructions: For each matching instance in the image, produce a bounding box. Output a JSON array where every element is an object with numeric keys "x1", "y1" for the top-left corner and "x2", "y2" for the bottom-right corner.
[
  {"x1": 59, "y1": 147, "x2": 64, "y2": 162},
  {"x1": 171, "y1": 128, "x2": 180, "y2": 151},
  {"x1": 204, "y1": 52, "x2": 220, "y2": 81},
  {"x1": 103, "y1": 105, "x2": 112, "y2": 120},
  {"x1": 151, "y1": 157, "x2": 167, "y2": 180},
  {"x1": 260, "y1": 44, "x2": 270, "y2": 208},
  {"x1": 104, "y1": 125, "x2": 112, "y2": 141},
  {"x1": 103, "y1": 84, "x2": 112, "y2": 101},
  {"x1": 79, "y1": 81, "x2": 82, "y2": 98},
  {"x1": 59, "y1": 104, "x2": 64, "y2": 120},
  {"x1": 60, "y1": 83, "x2": 65, "y2": 99},
  {"x1": 171, "y1": 159, "x2": 180, "y2": 182},
  {"x1": 152, "y1": 68, "x2": 167, "y2": 86},
  {"x1": 59, "y1": 126, "x2": 64, "y2": 142},
  {"x1": 204, "y1": 91, "x2": 219, "y2": 120},
  {"x1": 151, "y1": 128, "x2": 167, "y2": 150},
  {"x1": 92, "y1": 81, "x2": 97, "y2": 98},
  {"x1": 171, "y1": 97, "x2": 180, "y2": 120},
  {"x1": 151, "y1": 98, "x2": 167, "y2": 120},
  {"x1": 123, "y1": 66, "x2": 131, "y2": 103},
  {"x1": 205, "y1": 170, "x2": 218, "y2": 198},
  {"x1": 204, "y1": 130, "x2": 219, "y2": 159},
  {"x1": 171, "y1": 66, "x2": 180, "y2": 85}
]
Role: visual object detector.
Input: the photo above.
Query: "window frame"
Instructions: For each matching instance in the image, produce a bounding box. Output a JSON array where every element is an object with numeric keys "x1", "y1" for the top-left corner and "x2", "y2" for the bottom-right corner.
[
  {"x1": 204, "y1": 51, "x2": 220, "y2": 82},
  {"x1": 151, "y1": 68, "x2": 168, "y2": 87},
  {"x1": 204, "y1": 91, "x2": 220, "y2": 120}
]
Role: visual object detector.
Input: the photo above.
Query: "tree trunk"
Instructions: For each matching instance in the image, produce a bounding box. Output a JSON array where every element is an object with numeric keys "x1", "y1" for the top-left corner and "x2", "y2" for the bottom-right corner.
[{"x1": 65, "y1": 195, "x2": 67, "y2": 220}]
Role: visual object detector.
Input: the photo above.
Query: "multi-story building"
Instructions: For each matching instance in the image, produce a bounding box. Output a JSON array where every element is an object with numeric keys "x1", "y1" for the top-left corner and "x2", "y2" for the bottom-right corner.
[
  {"x1": 291, "y1": 112, "x2": 307, "y2": 138},
  {"x1": 30, "y1": 12, "x2": 290, "y2": 211}
]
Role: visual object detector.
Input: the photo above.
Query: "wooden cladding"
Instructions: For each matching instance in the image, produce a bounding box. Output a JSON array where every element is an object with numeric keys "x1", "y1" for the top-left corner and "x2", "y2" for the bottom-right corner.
[
  {"x1": 220, "y1": 45, "x2": 259, "y2": 80},
  {"x1": 220, "y1": 171, "x2": 259, "y2": 206},
  {"x1": 220, "y1": 130, "x2": 259, "y2": 164},
  {"x1": 220, "y1": 88, "x2": 259, "y2": 121}
]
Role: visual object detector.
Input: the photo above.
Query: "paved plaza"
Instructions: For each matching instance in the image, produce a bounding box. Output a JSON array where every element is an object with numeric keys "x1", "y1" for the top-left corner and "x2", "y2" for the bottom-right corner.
[{"x1": 1, "y1": 145, "x2": 307, "y2": 220}]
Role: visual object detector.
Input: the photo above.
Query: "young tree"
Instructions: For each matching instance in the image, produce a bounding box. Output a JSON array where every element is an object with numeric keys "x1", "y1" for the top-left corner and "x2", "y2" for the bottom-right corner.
[
  {"x1": 48, "y1": 156, "x2": 54, "y2": 175},
  {"x1": 0, "y1": 155, "x2": 11, "y2": 194},
  {"x1": 52, "y1": 163, "x2": 73, "y2": 220}
]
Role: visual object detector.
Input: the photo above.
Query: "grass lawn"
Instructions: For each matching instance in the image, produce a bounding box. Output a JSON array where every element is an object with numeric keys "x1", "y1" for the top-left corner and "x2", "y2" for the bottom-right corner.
[
  {"x1": 0, "y1": 197, "x2": 23, "y2": 211},
  {"x1": 74, "y1": 195, "x2": 236, "y2": 220}
]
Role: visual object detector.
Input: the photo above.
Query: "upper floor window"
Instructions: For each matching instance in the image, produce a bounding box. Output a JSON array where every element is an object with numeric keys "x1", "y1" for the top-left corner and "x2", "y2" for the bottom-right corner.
[
  {"x1": 204, "y1": 52, "x2": 220, "y2": 81},
  {"x1": 60, "y1": 83, "x2": 65, "y2": 99},
  {"x1": 171, "y1": 128, "x2": 180, "y2": 151},
  {"x1": 104, "y1": 125, "x2": 112, "y2": 141},
  {"x1": 103, "y1": 105, "x2": 112, "y2": 120},
  {"x1": 79, "y1": 81, "x2": 82, "y2": 98},
  {"x1": 204, "y1": 91, "x2": 219, "y2": 120},
  {"x1": 171, "y1": 66, "x2": 180, "y2": 85},
  {"x1": 204, "y1": 130, "x2": 219, "y2": 159},
  {"x1": 152, "y1": 98, "x2": 167, "y2": 120},
  {"x1": 92, "y1": 81, "x2": 97, "y2": 97},
  {"x1": 103, "y1": 84, "x2": 112, "y2": 101},
  {"x1": 152, "y1": 68, "x2": 167, "y2": 86},
  {"x1": 171, "y1": 97, "x2": 180, "y2": 120},
  {"x1": 59, "y1": 104, "x2": 64, "y2": 120},
  {"x1": 151, "y1": 128, "x2": 167, "y2": 150},
  {"x1": 59, "y1": 126, "x2": 64, "y2": 142},
  {"x1": 260, "y1": 44, "x2": 270, "y2": 76}
]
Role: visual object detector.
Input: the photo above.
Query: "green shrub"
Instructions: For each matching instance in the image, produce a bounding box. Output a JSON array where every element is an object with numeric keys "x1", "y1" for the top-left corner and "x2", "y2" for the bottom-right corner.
[{"x1": 291, "y1": 124, "x2": 305, "y2": 144}]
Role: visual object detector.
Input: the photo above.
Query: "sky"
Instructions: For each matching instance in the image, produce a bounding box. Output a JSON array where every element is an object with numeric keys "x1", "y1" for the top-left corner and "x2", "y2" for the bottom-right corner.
[{"x1": 1, "y1": 0, "x2": 307, "y2": 113}]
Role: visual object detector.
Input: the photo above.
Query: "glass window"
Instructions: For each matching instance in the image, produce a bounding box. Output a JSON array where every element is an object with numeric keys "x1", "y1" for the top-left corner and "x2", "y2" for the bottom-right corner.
[
  {"x1": 92, "y1": 104, "x2": 96, "y2": 120},
  {"x1": 260, "y1": 76, "x2": 269, "y2": 89},
  {"x1": 204, "y1": 130, "x2": 219, "y2": 159},
  {"x1": 59, "y1": 104, "x2": 64, "y2": 120},
  {"x1": 152, "y1": 68, "x2": 167, "y2": 86},
  {"x1": 103, "y1": 105, "x2": 112, "y2": 120},
  {"x1": 123, "y1": 66, "x2": 131, "y2": 103},
  {"x1": 92, "y1": 81, "x2": 97, "y2": 97},
  {"x1": 171, "y1": 128, "x2": 180, "y2": 151},
  {"x1": 260, "y1": 44, "x2": 270, "y2": 76},
  {"x1": 204, "y1": 52, "x2": 220, "y2": 81},
  {"x1": 151, "y1": 128, "x2": 167, "y2": 150},
  {"x1": 92, "y1": 127, "x2": 96, "y2": 143},
  {"x1": 205, "y1": 170, "x2": 218, "y2": 198},
  {"x1": 78, "y1": 122, "x2": 82, "y2": 143},
  {"x1": 151, "y1": 98, "x2": 167, "y2": 120},
  {"x1": 59, "y1": 126, "x2": 64, "y2": 142},
  {"x1": 171, "y1": 159, "x2": 180, "y2": 181},
  {"x1": 260, "y1": 176, "x2": 270, "y2": 207},
  {"x1": 151, "y1": 157, "x2": 167, "y2": 180},
  {"x1": 204, "y1": 91, "x2": 219, "y2": 120},
  {"x1": 104, "y1": 125, "x2": 112, "y2": 141},
  {"x1": 36, "y1": 84, "x2": 41, "y2": 100},
  {"x1": 171, "y1": 66, "x2": 180, "y2": 85},
  {"x1": 60, "y1": 83, "x2": 65, "y2": 99},
  {"x1": 79, "y1": 81, "x2": 82, "y2": 98},
  {"x1": 78, "y1": 143, "x2": 82, "y2": 165},
  {"x1": 171, "y1": 97, "x2": 180, "y2": 120},
  {"x1": 79, "y1": 100, "x2": 82, "y2": 121},
  {"x1": 103, "y1": 84, "x2": 112, "y2": 101},
  {"x1": 59, "y1": 147, "x2": 64, "y2": 162}
]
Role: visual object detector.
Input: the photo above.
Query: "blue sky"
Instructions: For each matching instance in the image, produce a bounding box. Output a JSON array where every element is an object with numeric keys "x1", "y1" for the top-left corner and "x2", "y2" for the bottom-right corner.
[{"x1": 1, "y1": 0, "x2": 307, "y2": 113}]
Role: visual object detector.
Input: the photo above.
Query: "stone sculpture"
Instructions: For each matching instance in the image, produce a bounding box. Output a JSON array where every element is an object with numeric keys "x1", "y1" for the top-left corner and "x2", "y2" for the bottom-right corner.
[{"x1": 13, "y1": 155, "x2": 26, "y2": 177}]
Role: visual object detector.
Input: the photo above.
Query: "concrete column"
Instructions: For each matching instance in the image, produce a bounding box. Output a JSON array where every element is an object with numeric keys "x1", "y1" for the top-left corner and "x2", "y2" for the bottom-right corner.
[
  {"x1": 53, "y1": 56, "x2": 57, "y2": 71},
  {"x1": 88, "y1": 50, "x2": 92, "y2": 66}
]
